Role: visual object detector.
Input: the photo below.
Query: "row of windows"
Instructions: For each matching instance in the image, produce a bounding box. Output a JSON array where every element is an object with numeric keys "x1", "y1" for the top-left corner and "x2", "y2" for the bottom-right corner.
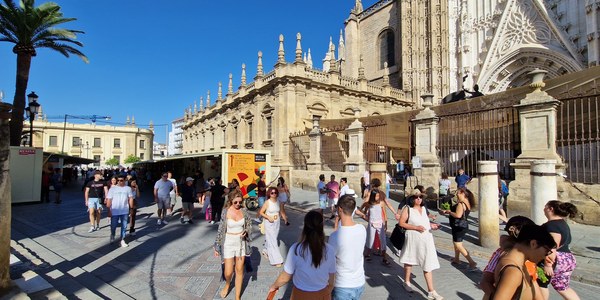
[
  {"x1": 48, "y1": 136, "x2": 146, "y2": 149},
  {"x1": 89, "y1": 153, "x2": 145, "y2": 165},
  {"x1": 189, "y1": 116, "x2": 272, "y2": 144}
]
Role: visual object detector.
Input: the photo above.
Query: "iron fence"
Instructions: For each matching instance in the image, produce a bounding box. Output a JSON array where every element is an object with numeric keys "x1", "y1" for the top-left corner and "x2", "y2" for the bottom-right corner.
[
  {"x1": 321, "y1": 128, "x2": 349, "y2": 172},
  {"x1": 363, "y1": 122, "x2": 389, "y2": 165},
  {"x1": 289, "y1": 131, "x2": 310, "y2": 170},
  {"x1": 438, "y1": 107, "x2": 520, "y2": 180},
  {"x1": 557, "y1": 94, "x2": 600, "y2": 183}
]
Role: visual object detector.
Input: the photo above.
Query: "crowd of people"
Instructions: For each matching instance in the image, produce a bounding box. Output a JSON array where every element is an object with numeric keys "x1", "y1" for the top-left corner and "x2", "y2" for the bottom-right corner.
[{"x1": 65, "y1": 165, "x2": 582, "y2": 300}]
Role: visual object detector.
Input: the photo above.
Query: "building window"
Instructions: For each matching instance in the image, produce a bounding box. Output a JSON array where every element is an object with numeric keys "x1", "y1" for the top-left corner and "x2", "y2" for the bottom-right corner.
[
  {"x1": 114, "y1": 155, "x2": 120, "y2": 163},
  {"x1": 248, "y1": 121, "x2": 253, "y2": 142},
  {"x1": 72, "y1": 137, "x2": 81, "y2": 147},
  {"x1": 49, "y1": 136, "x2": 58, "y2": 146},
  {"x1": 222, "y1": 129, "x2": 226, "y2": 147},
  {"x1": 93, "y1": 137, "x2": 101, "y2": 147},
  {"x1": 139, "y1": 140, "x2": 146, "y2": 149},
  {"x1": 140, "y1": 153, "x2": 144, "y2": 160},
  {"x1": 211, "y1": 132, "x2": 215, "y2": 148},
  {"x1": 379, "y1": 29, "x2": 395, "y2": 69},
  {"x1": 266, "y1": 116, "x2": 272, "y2": 140},
  {"x1": 93, "y1": 155, "x2": 101, "y2": 166},
  {"x1": 114, "y1": 138, "x2": 121, "y2": 148},
  {"x1": 234, "y1": 126, "x2": 238, "y2": 144}
]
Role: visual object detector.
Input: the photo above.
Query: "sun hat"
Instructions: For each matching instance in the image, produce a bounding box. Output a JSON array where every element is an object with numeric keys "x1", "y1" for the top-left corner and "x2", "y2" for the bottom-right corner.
[{"x1": 410, "y1": 189, "x2": 422, "y2": 197}]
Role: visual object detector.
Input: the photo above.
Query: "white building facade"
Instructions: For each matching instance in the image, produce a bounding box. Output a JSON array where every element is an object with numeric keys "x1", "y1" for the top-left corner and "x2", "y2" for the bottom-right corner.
[{"x1": 168, "y1": 117, "x2": 184, "y2": 156}]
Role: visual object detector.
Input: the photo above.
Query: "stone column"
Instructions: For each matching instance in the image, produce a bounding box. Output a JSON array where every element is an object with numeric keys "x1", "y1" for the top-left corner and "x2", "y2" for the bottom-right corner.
[
  {"x1": 530, "y1": 160, "x2": 557, "y2": 224},
  {"x1": 510, "y1": 69, "x2": 564, "y2": 218},
  {"x1": 306, "y1": 115, "x2": 323, "y2": 170},
  {"x1": 0, "y1": 101, "x2": 13, "y2": 291},
  {"x1": 411, "y1": 94, "x2": 442, "y2": 198},
  {"x1": 478, "y1": 161, "x2": 499, "y2": 248},
  {"x1": 370, "y1": 162, "x2": 388, "y2": 190},
  {"x1": 344, "y1": 108, "x2": 366, "y2": 173}
]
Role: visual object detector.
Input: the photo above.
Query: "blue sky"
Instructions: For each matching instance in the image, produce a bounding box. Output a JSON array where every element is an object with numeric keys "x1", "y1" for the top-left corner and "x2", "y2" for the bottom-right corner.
[{"x1": 0, "y1": 0, "x2": 377, "y2": 143}]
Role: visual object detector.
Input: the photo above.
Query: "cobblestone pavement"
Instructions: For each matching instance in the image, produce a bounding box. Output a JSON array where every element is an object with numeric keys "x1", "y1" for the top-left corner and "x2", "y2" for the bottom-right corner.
[{"x1": 9, "y1": 179, "x2": 600, "y2": 299}]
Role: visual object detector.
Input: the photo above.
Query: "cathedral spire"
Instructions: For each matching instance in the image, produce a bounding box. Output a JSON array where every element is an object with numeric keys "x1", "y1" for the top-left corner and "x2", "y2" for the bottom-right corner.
[
  {"x1": 193, "y1": 100, "x2": 197, "y2": 113},
  {"x1": 338, "y1": 29, "x2": 345, "y2": 61},
  {"x1": 218, "y1": 82, "x2": 223, "y2": 100},
  {"x1": 206, "y1": 91, "x2": 211, "y2": 108},
  {"x1": 295, "y1": 33, "x2": 303, "y2": 62},
  {"x1": 256, "y1": 51, "x2": 264, "y2": 77},
  {"x1": 227, "y1": 73, "x2": 233, "y2": 96},
  {"x1": 277, "y1": 34, "x2": 286, "y2": 64},
  {"x1": 307, "y1": 48, "x2": 313, "y2": 69},
  {"x1": 352, "y1": 0, "x2": 363, "y2": 14},
  {"x1": 241, "y1": 63, "x2": 247, "y2": 86},
  {"x1": 199, "y1": 96, "x2": 204, "y2": 111}
]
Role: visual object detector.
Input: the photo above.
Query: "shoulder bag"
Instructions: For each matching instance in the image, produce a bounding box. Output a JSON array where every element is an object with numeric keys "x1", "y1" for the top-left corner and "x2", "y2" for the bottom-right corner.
[
  {"x1": 390, "y1": 205, "x2": 410, "y2": 250},
  {"x1": 454, "y1": 203, "x2": 469, "y2": 229}
]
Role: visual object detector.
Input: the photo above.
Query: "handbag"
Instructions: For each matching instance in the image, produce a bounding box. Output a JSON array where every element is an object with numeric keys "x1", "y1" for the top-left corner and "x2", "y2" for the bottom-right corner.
[
  {"x1": 390, "y1": 205, "x2": 410, "y2": 250},
  {"x1": 454, "y1": 203, "x2": 469, "y2": 229}
]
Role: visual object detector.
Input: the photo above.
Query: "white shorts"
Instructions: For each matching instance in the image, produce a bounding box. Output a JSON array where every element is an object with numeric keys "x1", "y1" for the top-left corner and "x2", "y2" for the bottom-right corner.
[
  {"x1": 328, "y1": 197, "x2": 338, "y2": 207},
  {"x1": 170, "y1": 193, "x2": 177, "y2": 206},
  {"x1": 157, "y1": 197, "x2": 170, "y2": 209},
  {"x1": 223, "y1": 234, "x2": 246, "y2": 259}
]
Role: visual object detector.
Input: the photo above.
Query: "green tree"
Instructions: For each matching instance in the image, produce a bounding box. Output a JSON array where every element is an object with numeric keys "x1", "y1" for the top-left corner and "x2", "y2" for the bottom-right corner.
[
  {"x1": 0, "y1": 0, "x2": 88, "y2": 146},
  {"x1": 124, "y1": 154, "x2": 141, "y2": 164},
  {"x1": 105, "y1": 157, "x2": 119, "y2": 167}
]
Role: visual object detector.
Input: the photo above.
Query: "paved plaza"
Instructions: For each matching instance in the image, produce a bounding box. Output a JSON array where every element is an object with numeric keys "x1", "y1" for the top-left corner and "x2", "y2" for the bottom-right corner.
[{"x1": 7, "y1": 178, "x2": 600, "y2": 299}]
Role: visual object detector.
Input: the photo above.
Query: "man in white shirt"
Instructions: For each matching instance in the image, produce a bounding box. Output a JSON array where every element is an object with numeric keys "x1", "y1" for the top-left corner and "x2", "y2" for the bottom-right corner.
[
  {"x1": 106, "y1": 175, "x2": 134, "y2": 247},
  {"x1": 329, "y1": 194, "x2": 367, "y2": 299},
  {"x1": 167, "y1": 171, "x2": 179, "y2": 216},
  {"x1": 154, "y1": 172, "x2": 174, "y2": 225},
  {"x1": 339, "y1": 177, "x2": 350, "y2": 197}
]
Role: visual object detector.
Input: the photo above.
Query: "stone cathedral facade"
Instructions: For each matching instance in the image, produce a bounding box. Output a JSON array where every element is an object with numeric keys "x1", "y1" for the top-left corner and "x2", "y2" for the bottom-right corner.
[{"x1": 181, "y1": 0, "x2": 599, "y2": 172}]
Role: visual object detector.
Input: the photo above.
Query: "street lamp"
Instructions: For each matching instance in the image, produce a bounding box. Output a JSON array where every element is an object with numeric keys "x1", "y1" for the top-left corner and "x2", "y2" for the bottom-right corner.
[{"x1": 25, "y1": 91, "x2": 40, "y2": 147}]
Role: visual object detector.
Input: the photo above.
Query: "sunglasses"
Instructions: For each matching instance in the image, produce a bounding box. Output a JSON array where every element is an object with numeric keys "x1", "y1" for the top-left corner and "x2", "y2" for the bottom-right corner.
[
  {"x1": 270, "y1": 192, "x2": 278, "y2": 195},
  {"x1": 118, "y1": 179, "x2": 125, "y2": 182},
  {"x1": 233, "y1": 201, "x2": 242, "y2": 205}
]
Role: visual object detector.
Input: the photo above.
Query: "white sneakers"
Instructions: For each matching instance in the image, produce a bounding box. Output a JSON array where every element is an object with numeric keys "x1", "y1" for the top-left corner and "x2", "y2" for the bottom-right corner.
[
  {"x1": 157, "y1": 219, "x2": 162, "y2": 225},
  {"x1": 427, "y1": 291, "x2": 443, "y2": 300},
  {"x1": 120, "y1": 240, "x2": 128, "y2": 248},
  {"x1": 403, "y1": 282, "x2": 414, "y2": 293},
  {"x1": 88, "y1": 226, "x2": 95, "y2": 233}
]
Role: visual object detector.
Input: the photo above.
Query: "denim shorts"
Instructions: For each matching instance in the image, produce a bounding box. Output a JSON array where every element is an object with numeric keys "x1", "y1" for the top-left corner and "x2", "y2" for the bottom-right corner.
[
  {"x1": 87, "y1": 198, "x2": 101, "y2": 210},
  {"x1": 332, "y1": 285, "x2": 365, "y2": 300}
]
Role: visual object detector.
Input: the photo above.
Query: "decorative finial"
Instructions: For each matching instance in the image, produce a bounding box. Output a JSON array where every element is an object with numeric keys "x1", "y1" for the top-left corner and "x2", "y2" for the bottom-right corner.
[
  {"x1": 131, "y1": 115, "x2": 135, "y2": 125},
  {"x1": 352, "y1": 0, "x2": 363, "y2": 14},
  {"x1": 199, "y1": 96, "x2": 204, "y2": 111},
  {"x1": 338, "y1": 29, "x2": 345, "y2": 61},
  {"x1": 228, "y1": 73, "x2": 233, "y2": 95},
  {"x1": 257, "y1": 51, "x2": 264, "y2": 77},
  {"x1": 193, "y1": 100, "x2": 197, "y2": 113},
  {"x1": 383, "y1": 61, "x2": 389, "y2": 85},
  {"x1": 295, "y1": 33, "x2": 303, "y2": 62},
  {"x1": 149, "y1": 120, "x2": 154, "y2": 130},
  {"x1": 241, "y1": 63, "x2": 247, "y2": 86},
  {"x1": 307, "y1": 48, "x2": 313, "y2": 69},
  {"x1": 278, "y1": 34, "x2": 285, "y2": 63},
  {"x1": 358, "y1": 54, "x2": 365, "y2": 79},
  {"x1": 528, "y1": 68, "x2": 548, "y2": 92},
  {"x1": 218, "y1": 82, "x2": 223, "y2": 100},
  {"x1": 206, "y1": 91, "x2": 211, "y2": 107},
  {"x1": 126, "y1": 116, "x2": 130, "y2": 125}
]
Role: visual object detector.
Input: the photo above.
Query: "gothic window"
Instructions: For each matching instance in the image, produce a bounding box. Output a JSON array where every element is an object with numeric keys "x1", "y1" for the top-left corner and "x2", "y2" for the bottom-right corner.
[
  {"x1": 234, "y1": 126, "x2": 238, "y2": 144},
  {"x1": 248, "y1": 121, "x2": 253, "y2": 142},
  {"x1": 379, "y1": 29, "x2": 395, "y2": 69},
  {"x1": 266, "y1": 116, "x2": 272, "y2": 140},
  {"x1": 261, "y1": 104, "x2": 275, "y2": 141}
]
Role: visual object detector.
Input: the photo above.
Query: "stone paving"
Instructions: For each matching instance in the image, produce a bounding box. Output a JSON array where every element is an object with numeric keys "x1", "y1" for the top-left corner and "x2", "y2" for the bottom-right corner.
[{"x1": 8, "y1": 178, "x2": 600, "y2": 299}]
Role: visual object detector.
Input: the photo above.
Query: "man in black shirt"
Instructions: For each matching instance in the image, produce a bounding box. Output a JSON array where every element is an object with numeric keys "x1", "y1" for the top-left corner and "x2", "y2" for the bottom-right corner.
[
  {"x1": 85, "y1": 170, "x2": 108, "y2": 232},
  {"x1": 179, "y1": 177, "x2": 197, "y2": 224},
  {"x1": 210, "y1": 177, "x2": 227, "y2": 223}
]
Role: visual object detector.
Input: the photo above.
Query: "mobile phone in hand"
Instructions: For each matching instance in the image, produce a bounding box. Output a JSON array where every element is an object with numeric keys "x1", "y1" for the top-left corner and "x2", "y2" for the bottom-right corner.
[{"x1": 266, "y1": 289, "x2": 278, "y2": 300}]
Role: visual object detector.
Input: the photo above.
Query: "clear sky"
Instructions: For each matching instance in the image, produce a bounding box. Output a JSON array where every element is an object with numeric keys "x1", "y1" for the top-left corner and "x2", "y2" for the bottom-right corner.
[{"x1": 0, "y1": 0, "x2": 378, "y2": 143}]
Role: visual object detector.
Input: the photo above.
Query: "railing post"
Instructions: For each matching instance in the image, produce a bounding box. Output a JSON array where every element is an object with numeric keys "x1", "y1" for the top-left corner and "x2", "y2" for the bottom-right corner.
[
  {"x1": 510, "y1": 69, "x2": 564, "y2": 218},
  {"x1": 306, "y1": 115, "x2": 323, "y2": 170},
  {"x1": 478, "y1": 161, "x2": 499, "y2": 248},
  {"x1": 410, "y1": 94, "x2": 442, "y2": 197},
  {"x1": 344, "y1": 108, "x2": 366, "y2": 173},
  {"x1": 530, "y1": 160, "x2": 557, "y2": 224}
]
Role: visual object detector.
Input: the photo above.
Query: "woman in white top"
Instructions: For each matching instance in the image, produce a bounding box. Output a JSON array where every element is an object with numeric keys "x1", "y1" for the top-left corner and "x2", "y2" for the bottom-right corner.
[
  {"x1": 398, "y1": 189, "x2": 443, "y2": 300},
  {"x1": 259, "y1": 186, "x2": 289, "y2": 266},
  {"x1": 213, "y1": 190, "x2": 252, "y2": 300},
  {"x1": 277, "y1": 177, "x2": 291, "y2": 207},
  {"x1": 269, "y1": 210, "x2": 336, "y2": 299}
]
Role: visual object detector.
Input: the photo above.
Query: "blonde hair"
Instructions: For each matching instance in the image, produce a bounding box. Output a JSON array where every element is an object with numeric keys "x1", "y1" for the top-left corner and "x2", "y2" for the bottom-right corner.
[{"x1": 225, "y1": 190, "x2": 243, "y2": 208}]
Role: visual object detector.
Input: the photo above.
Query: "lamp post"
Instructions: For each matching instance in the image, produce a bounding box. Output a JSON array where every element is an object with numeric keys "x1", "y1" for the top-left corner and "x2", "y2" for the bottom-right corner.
[{"x1": 25, "y1": 92, "x2": 40, "y2": 147}]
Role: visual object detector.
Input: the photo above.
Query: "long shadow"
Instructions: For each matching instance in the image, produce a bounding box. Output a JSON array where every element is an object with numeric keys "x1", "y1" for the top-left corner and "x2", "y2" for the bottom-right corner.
[
  {"x1": 436, "y1": 251, "x2": 482, "y2": 286},
  {"x1": 11, "y1": 178, "x2": 224, "y2": 299}
]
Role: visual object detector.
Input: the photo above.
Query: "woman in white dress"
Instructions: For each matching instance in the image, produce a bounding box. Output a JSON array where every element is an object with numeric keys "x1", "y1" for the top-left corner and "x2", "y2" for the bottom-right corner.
[
  {"x1": 398, "y1": 189, "x2": 443, "y2": 300},
  {"x1": 213, "y1": 190, "x2": 253, "y2": 300},
  {"x1": 259, "y1": 186, "x2": 289, "y2": 266}
]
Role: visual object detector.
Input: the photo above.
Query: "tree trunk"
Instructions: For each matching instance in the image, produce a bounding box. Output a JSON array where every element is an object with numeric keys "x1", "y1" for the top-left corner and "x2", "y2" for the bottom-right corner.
[
  {"x1": 9, "y1": 53, "x2": 32, "y2": 146},
  {"x1": 0, "y1": 102, "x2": 13, "y2": 292}
]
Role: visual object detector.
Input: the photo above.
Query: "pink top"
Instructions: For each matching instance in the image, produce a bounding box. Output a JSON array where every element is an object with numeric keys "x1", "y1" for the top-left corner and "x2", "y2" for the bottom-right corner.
[{"x1": 326, "y1": 181, "x2": 339, "y2": 199}]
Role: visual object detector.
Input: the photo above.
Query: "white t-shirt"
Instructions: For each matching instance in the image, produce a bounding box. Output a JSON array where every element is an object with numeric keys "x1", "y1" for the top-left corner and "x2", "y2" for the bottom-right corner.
[
  {"x1": 317, "y1": 181, "x2": 327, "y2": 201},
  {"x1": 154, "y1": 179, "x2": 173, "y2": 198},
  {"x1": 284, "y1": 242, "x2": 336, "y2": 292},
  {"x1": 107, "y1": 185, "x2": 133, "y2": 216},
  {"x1": 168, "y1": 178, "x2": 177, "y2": 195},
  {"x1": 328, "y1": 224, "x2": 367, "y2": 288},
  {"x1": 339, "y1": 184, "x2": 350, "y2": 197}
]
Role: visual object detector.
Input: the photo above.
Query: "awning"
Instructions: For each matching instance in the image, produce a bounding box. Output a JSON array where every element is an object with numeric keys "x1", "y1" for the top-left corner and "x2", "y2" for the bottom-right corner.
[{"x1": 43, "y1": 152, "x2": 97, "y2": 165}]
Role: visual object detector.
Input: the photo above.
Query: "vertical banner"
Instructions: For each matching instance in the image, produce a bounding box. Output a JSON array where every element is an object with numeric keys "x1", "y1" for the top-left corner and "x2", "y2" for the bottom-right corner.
[{"x1": 227, "y1": 153, "x2": 267, "y2": 198}]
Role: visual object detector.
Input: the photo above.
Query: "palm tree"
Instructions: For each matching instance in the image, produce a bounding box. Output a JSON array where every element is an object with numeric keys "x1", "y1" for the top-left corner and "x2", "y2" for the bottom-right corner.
[{"x1": 0, "y1": 0, "x2": 88, "y2": 146}]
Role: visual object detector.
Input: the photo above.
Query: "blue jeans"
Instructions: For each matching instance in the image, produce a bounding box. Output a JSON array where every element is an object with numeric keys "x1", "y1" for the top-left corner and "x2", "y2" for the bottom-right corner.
[
  {"x1": 258, "y1": 197, "x2": 266, "y2": 208},
  {"x1": 110, "y1": 214, "x2": 128, "y2": 240},
  {"x1": 332, "y1": 286, "x2": 365, "y2": 300}
]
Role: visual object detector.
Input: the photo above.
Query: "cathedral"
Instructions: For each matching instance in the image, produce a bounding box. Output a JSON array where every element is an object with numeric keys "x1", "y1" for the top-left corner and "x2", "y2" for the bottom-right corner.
[{"x1": 181, "y1": 0, "x2": 599, "y2": 172}]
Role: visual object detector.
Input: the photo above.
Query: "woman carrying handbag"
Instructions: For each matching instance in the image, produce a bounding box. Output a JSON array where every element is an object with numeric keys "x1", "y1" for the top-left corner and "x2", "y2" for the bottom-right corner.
[{"x1": 440, "y1": 187, "x2": 477, "y2": 271}]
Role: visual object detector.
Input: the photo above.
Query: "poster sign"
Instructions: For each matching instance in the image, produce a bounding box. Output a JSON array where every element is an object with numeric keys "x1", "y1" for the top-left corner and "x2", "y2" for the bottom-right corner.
[
  {"x1": 227, "y1": 153, "x2": 267, "y2": 198},
  {"x1": 411, "y1": 156, "x2": 422, "y2": 169},
  {"x1": 19, "y1": 149, "x2": 36, "y2": 155}
]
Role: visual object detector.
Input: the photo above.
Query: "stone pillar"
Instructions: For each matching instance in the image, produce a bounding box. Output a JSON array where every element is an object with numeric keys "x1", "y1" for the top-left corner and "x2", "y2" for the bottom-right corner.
[
  {"x1": 306, "y1": 115, "x2": 323, "y2": 170},
  {"x1": 370, "y1": 162, "x2": 388, "y2": 190},
  {"x1": 411, "y1": 95, "x2": 442, "y2": 198},
  {"x1": 478, "y1": 161, "x2": 499, "y2": 248},
  {"x1": 344, "y1": 108, "x2": 366, "y2": 173},
  {"x1": 510, "y1": 69, "x2": 564, "y2": 218},
  {"x1": 530, "y1": 160, "x2": 557, "y2": 224},
  {"x1": 0, "y1": 101, "x2": 13, "y2": 291}
]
